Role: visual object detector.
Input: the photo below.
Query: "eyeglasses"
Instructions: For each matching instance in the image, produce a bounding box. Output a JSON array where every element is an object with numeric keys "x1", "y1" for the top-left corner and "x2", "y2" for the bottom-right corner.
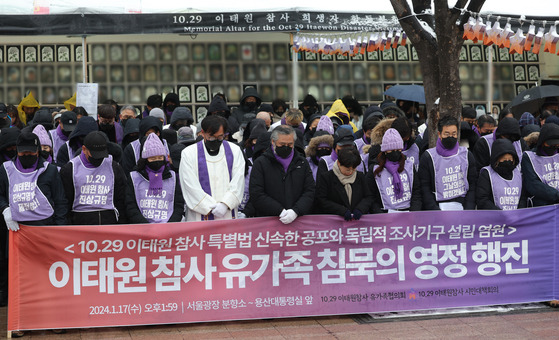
[{"x1": 207, "y1": 133, "x2": 228, "y2": 142}]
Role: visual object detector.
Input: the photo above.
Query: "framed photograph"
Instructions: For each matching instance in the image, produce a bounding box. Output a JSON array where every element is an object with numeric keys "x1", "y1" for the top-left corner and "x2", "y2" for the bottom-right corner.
[
  {"x1": 178, "y1": 85, "x2": 191, "y2": 102},
  {"x1": 353, "y1": 84, "x2": 367, "y2": 101},
  {"x1": 399, "y1": 64, "x2": 412, "y2": 81},
  {"x1": 225, "y1": 43, "x2": 238, "y2": 61},
  {"x1": 207, "y1": 43, "x2": 221, "y2": 61},
  {"x1": 469, "y1": 45, "x2": 483, "y2": 62},
  {"x1": 472, "y1": 64, "x2": 486, "y2": 81},
  {"x1": 474, "y1": 104, "x2": 487, "y2": 113},
  {"x1": 111, "y1": 86, "x2": 125, "y2": 102},
  {"x1": 383, "y1": 64, "x2": 396, "y2": 81},
  {"x1": 193, "y1": 64, "x2": 206, "y2": 82},
  {"x1": 58, "y1": 65, "x2": 72, "y2": 83},
  {"x1": 366, "y1": 50, "x2": 380, "y2": 61},
  {"x1": 499, "y1": 65, "x2": 512, "y2": 81},
  {"x1": 126, "y1": 44, "x2": 140, "y2": 62},
  {"x1": 528, "y1": 65, "x2": 540, "y2": 81},
  {"x1": 353, "y1": 64, "x2": 365, "y2": 81},
  {"x1": 396, "y1": 45, "x2": 409, "y2": 61},
  {"x1": 110, "y1": 65, "x2": 124, "y2": 82},
  {"x1": 367, "y1": 64, "x2": 380, "y2": 80},
  {"x1": 108, "y1": 44, "x2": 123, "y2": 62},
  {"x1": 74, "y1": 45, "x2": 83, "y2": 62},
  {"x1": 74, "y1": 65, "x2": 83, "y2": 83},
  {"x1": 411, "y1": 46, "x2": 419, "y2": 61},
  {"x1": 144, "y1": 65, "x2": 157, "y2": 82},
  {"x1": 513, "y1": 65, "x2": 526, "y2": 81},
  {"x1": 273, "y1": 44, "x2": 288, "y2": 61},
  {"x1": 144, "y1": 86, "x2": 158, "y2": 99},
  {"x1": 211, "y1": 86, "x2": 225, "y2": 99},
  {"x1": 226, "y1": 64, "x2": 239, "y2": 81},
  {"x1": 484, "y1": 45, "x2": 497, "y2": 62},
  {"x1": 55, "y1": 45, "x2": 70, "y2": 62},
  {"x1": 351, "y1": 53, "x2": 364, "y2": 61},
  {"x1": 161, "y1": 86, "x2": 174, "y2": 97},
  {"x1": 513, "y1": 51, "x2": 525, "y2": 62},
  {"x1": 381, "y1": 49, "x2": 394, "y2": 61},
  {"x1": 42, "y1": 86, "x2": 56, "y2": 104},
  {"x1": 159, "y1": 44, "x2": 173, "y2": 61},
  {"x1": 276, "y1": 85, "x2": 289, "y2": 100},
  {"x1": 40, "y1": 66, "x2": 54, "y2": 83},
  {"x1": 305, "y1": 64, "x2": 319, "y2": 81},
  {"x1": 337, "y1": 64, "x2": 350, "y2": 80},
  {"x1": 516, "y1": 83, "x2": 528, "y2": 95},
  {"x1": 91, "y1": 65, "x2": 106, "y2": 82},
  {"x1": 491, "y1": 105, "x2": 501, "y2": 116},
  {"x1": 127, "y1": 65, "x2": 141, "y2": 82},
  {"x1": 241, "y1": 44, "x2": 253, "y2": 61},
  {"x1": 24, "y1": 66, "x2": 38, "y2": 83},
  {"x1": 323, "y1": 84, "x2": 336, "y2": 101},
  {"x1": 321, "y1": 64, "x2": 334, "y2": 81},
  {"x1": 98, "y1": 86, "x2": 108, "y2": 103},
  {"x1": 256, "y1": 44, "x2": 270, "y2": 61},
  {"x1": 209, "y1": 65, "x2": 223, "y2": 81},
  {"x1": 526, "y1": 50, "x2": 539, "y2": 62},
  {"x1": 7, "y1": 46, "x2": 21, "y2": 63},
  {"x1": 160, "y1": 65, "x2": 174, "y2": 82},
  {"x1": 502, "y1": 84, "x2": 515, "y2": 101},
  {"x1": 128, "y1": 86, "x2": 142, "y2": 103},
  {"x1": 413, "y1": 64, "x2": 423, "y2": 81},
  {"x1": 143, "y1": 44, "x2": 156, "y2": 62},
  {"x1": 304, "y1": 51, "x2": 317, "y2": 61},
  {"x1": 370, "y1": 84, "x2": 383, "y2": 101},
  {"x1": 339, "y1": 84, "x2": 351, "y2": 97},
  {"x1": 336, "y1": 53, "x2": 349, "y2": 61},
  {"x1": 461, "y1": 84, "x2": 472, "y2": 100},
  {"x1": 190, "y1": 44, "x2": 204, "y2": 61},
  {"x1": 498, "y1": 47, "x2": 510, "y2": 62},
  {"x1": 24, "y1": 46, "x2": 38, "y2": 62},
  {"x1": 243, "y1": 64, "x2": 257, "y2": 81},
  {"x1": 473, "y1": 84, "x2": 486, "y2": 101},
  {"x1": 259, "y1": 85, "x2": 273, "y2": 102},
  {"x1": 175, "y1": 44, "x2": 188, "y2": 61},
  {"x1": 7, "y1": 66, "x2": 21, "y2": 83},
  {"x1": 275, "y1": 65, "x2": 287, "y2": 81},
  {"x1": 7, "y1": 88, "x2": 22, "y2": 105},
  {"x1": 91, "y1": 45, "x2": 105, "y2": 62},
  {"x1": 196, "y1": 106, "x2": 208, "y2": 122},
  {"x1": 459, "y1": 64, "x2": 470, "y2": 81},
  {"x1": 259, "y1": 65, "x2": 272, "y2": 81},
  {"x1": 227, "y1": 85, "x2": 241, "y2": 102},
  {"x1": 459, "y1": 46, "x2": 468, "y2": 61},
  {"x1": 320, "y1": 53, "x2": 334, "y2": 61},
  {"x1": 58, "y1": 86, "x2": 73, "y2": 103},
  {"x1": 177, "y1": 65, "x2": 190, "y2": 82},
  {"x1": 195, "y1": 85, "x2": 209, "y2": 102}
]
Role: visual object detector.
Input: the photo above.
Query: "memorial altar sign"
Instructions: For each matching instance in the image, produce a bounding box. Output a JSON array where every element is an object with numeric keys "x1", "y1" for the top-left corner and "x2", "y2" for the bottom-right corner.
[{"x1": 8, "y1": 206, "x2": 559, "y2": 332}]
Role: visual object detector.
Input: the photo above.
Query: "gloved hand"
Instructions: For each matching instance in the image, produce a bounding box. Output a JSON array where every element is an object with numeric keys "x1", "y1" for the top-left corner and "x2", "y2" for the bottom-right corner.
[
  {"x1": 211, "y1": 202, "x2": 229, "y2": 218},
  {"x1": 279, "y1": 209, "x2": 297, "y2": 224},
  {"x1": 3, "y1": 208, "x2": 19, "y2": 231},
  {"x1": 344, "y1": 210, "x2": 353, "y2": 221},
  {"x1": 237, "y1": 211, "x2": 246, "y2": 219},
  {"x1": 352, "y1": 209, "x2": 363, "y2": 221},
  {"x1": 279, "y1": 209, "x2": 287, "y2": 218}
]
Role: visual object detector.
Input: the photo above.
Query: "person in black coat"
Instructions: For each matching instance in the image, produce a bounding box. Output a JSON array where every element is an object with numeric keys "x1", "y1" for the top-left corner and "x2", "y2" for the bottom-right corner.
[
  {"x1": 477, "y1": 139, "x2": 527, "y2": 210},
  {"x1": 248, "y1": 125, "x2": 315, "y2": 223},
  {"x1": 55, "y1": 116, "x2": 98, "y2": 167},
  {"x1": 315, "y1": 147, "x2": 372, "y2": 220}
]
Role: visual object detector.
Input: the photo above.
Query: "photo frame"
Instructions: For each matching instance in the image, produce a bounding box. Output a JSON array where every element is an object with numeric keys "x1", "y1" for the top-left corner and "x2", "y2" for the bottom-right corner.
[
  {"x1": 208, "y1": 43, "x2": 221, "y2": 61},
  {"x1": 353, "y1": 84, "x2": 367, "y2": 101},
  {"x1": 399, "y1": 64, "x2": 411, "y2": 81},
  {"x1": 256, "y1": 44, "x2": 270, "y2": 61},
  {"x1": 498, "y1": 47, "x2": 510, "y2": 62},
  {"x1": 306, "y1": 64, "x2": 319, "y2": 81},
  {"x1": 411, "y1": 46, "x2": 419, "y2": 61},
  {"x1": 337, "y1": 64, "x2": 350, "y2": 80},
  {"x1": 42, "y1": 86, "x2": 56, "y2": 104},
  {"x1": 143, "y1": 44, "x2": 156, "y2": 62},
  {"x1": 289, "y1": 46, "x2": 302, "y2": 61},
  {"x1": 193, "y1": 64, "x2": 206, "y2": 82},
  {"x1": 491, "y1": 105, "x2": 501, "y2": 116},
  {"x1": 320, "y1": 53, "x2": 334, "y2": 61},
  {"x1": 144, "y1": 86, "x2": 158, "y2": 100},
  {"x1": 259, "y1": 85, "x2": 273, "y2": 102},
  {"x1": 499, "y1": 65, "x2": 513, "y2": 81},
  {"x1": 91, "y1": 45, "x2": 105, "y2": 62},
  {"x1": 126, "y1": 44, "x2": 140, "y2": 62},
  {"x1": 484, "y1": 45, "x2": 497, "y2": 62},
  {"x1": 304, "y1": 51, "x2": 317, "y2": 61},
  {"x1": 74, "y1": 65, "x2": 83, "y2": 83},
  {"x1": 396, "y1": 45, "x2": 409, "y2": 61},
  {"x1": 473, "y1": 84, "x2": 486, "y2": 101},
  {"x1": 459, "y1": 64, "x2": 470, "y2": 81},
  {"x1": 195, "y1": 85, "x2": 209, "y2": 102},
  {"x1": 528, "y1": 65, "x2": 540, "y2": 81},
  {"x1": 58, "y1": 65, "x2": 72, "y2": 83},
  {"x1": 367, "y1": 64, "x2": 380, "y2": 80},
  {"x1": 413, "y1": 64, "x2": 423, "y2": 81},
  {"x1": 7, "y1": 46, "x2": 21, "y2": 63},
  {"x1": 526, "y1": 50, "x2": 539, "y2": 62},
  {"x1": 75, "y1": 46, "x2": 83, "y2": 62},
  {"x1": 274, "y1": 44, "x2": 288, "y2": 61},
  {"x1": 367, "y1": 50, "x2": 380, "y2": 61},
  {"x1": 7, "y1": 88, "x2": 22, "y2": 104},
  {"x1": 128, "y1": 86, "x2": 142, "y2": 103},
  {"x1": 469, "y1": 45, "x2": 483, "y2": 62},
  {"x1": 92, "y1": 65, "x2": 106, "y2": 82},
  {"x1": 127, "y1": 65, "x2": 141, "y2": 82},
  {"x1": 241, "y1": 44, "x2": 253, "y2": 61},
  {"x1": 55, "y1": 45, "x2": 70, "y2": 62},
  {"x1": 176, "y1": 65, "x2": 190, "y2": 82},
  {"x1": 351, "y1": 53, "x2": 364, "y2": 61},
  {"x1": 225, "y1": 43, "x2": 238, "y2": 61},
  {"x1": 370, "y1": 84, "x2": 383, "y2": 101},
  {"x1": 111, "y1": 86, "x2": 125, "y2": 102},
  {"x1": 196, "y1": 106, "x2": 208, "y2": 122},
  {"x1": 472, "y1": 64, "x2": 486, "y2": 81},
  {"x1": 24, "y1": 46, "x2": 38, "y2": 62},
  {"x1": 58, "y1": 86, "x2": 73, "y2": 103},
  {"x1": 513, "y1": 51, "x2": 525, "y2": 62},
  {"x1": 98, "y1": 86, "x2": 108, "y2": 103},
  {"x1": 383, "y1": 64, "x2": 396, "y2": 81},
  {"x1": 227, "y1": 85, "x2": 241, "y2": 102},
  {"x1": 24, "y1": 66, "x2": 38, "y2": 83},
  {"x1": 178, "y1": 85, "x2": 191, "y2": 103},
  {"x1": 276, "y1": 85, "x2": 289, "y2": 100},
  {"x1": 275, "y1": 65, "x2": 287, "y2": 81},
  {"x1": 143, "y1": 65, "x2": 157, "y2": 82},
  {"x1": 259, "y1": 65, "x2": 272, "y2": 81},
  {"x1": 243, "y1": 64, "x2": 257, "y2": 81},
  {"x1": 353, "y1": 64, "x2": 365, "y2": 81},
  {"x1": 381, "y1": 49, "x2": 394, "y2": 61},
  {"x1": 321, "y1": 64, "x2": 334, "y2": 81},
  {"x1": 7, "y1": 66, "x2": 21, "y2": 83},
  {"x1": 160, "y1": 65, "x2": 174, "y2": 82},
  {"x1": 226, "y1": 64, "x2": 240, "y2": 81},
  {"x1": 513, "y1": 65, "x2": 526, "y2": 81},
  {"x1": 40, "y1": 66, "x2": 54, "y2": 83},
  {"x1": 323, "y1": 84, "x2": 336, "y2": 101},
  {"x1": 461, "y1": 84, "x2": 472, "y2": 101},
  {"x1": 211, "y1": 86, "x2": 225, "y2": 100},
  {"x1": 502, "y1": 84, "x2": 515, "y2": 101},
  {"x1": 210, "y1": 65, "x2": 223, "y2": 81},
  {"x1": 159, "y1": 44, "x2": 173, "y2": 61},
  {"x1": 110, "y1": 65, "x2": 124, "y2": 82},
  {"x1": 516, "y1": 83, "x2": 528, "y2": 95},
  {"x1": 459, "y1": 46, "x2": 468, "y2": 61},
  {"x1": 109, "y1": 44, "x2": 123, "y2": 62},
  {"x1": 335, "y1": 53, "x2": 349, "y2": 61},
  {"x1": 175, "y1": 44, "x2": 188, "y2": 61}
]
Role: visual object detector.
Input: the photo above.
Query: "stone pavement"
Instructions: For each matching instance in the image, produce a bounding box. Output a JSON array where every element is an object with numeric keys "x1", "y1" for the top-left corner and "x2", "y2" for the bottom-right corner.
[{"x1": 1, "y1": 305, "x2": 558, "y2": 339}]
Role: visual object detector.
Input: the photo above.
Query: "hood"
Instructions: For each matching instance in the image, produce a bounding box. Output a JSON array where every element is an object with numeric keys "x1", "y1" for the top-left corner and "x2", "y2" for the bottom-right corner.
[
  {"x1": 123, "y1": 118, "x2": 140, "y2": 137},
  {"x1": 170, "y1": 107, "x2": 194, "y2": 125},
  {"x1": 163, "y1": 93, "x2": 180, "y2": 107},
  {"x1": 248, "y1": 119, "x2": 268, "y2": 140},
  {"x1": 169, "y1": 143, "x2": 187, "y2": 171},
  {"x1": 363, "y1": 105, "x2": 383, "y2": 122},
  {"x1": 521, "y1": 124, "x2": 540, "y2": 138},
  {"x1": 316, "y1": 115, "x2": 334, "y2": 135},
  {"x1": 64, "y1": 93, "x2": 77, "y2": 111},
  {"x1": 370, "y1": 117, "x2": 396, "y2": 145},
  {"x1": 162, "y1": 129, "x2": 178, "y2": 146},
  {"x1": 326, "y1": 100, "x2": 350, "y2": 125},
  {"x1": 139, "y1": 116, "x2": 163, "y2": 137},
  {"x1": 69, "y1": 116, "x2": 98, "y2": 142},
  {"x1": 490, "y1": 138, "x2": 519, "y2": 168},
  {"x1": 342, "y1": 95, "x2": 363, "y2": 117},
  {"x1": 32, "y1": 108, "x2": 54, "y2": 129},
  {"x1": 17, "y1": 92, "x2": 41, "y2": 125},
  {"x1": 107, "y1": 141, "x2": 123, "y2": 163},
  {"x1": 304, "y1": 113, "x2": 323, "y2": 134},
  {"x1": 0, "y1": 127, "x2": 21, "y2": 151},
  {"x1": 519, "y1": 112, "x2": 536, "y2": 127},
  {"x1": 537, "y1": 122, "x2": 559, "y2": 149},
  {"x1": 305, "y1": 133, "x2": 334, "y2": 158},
  {"x1": 252, "y1": 131, "x2": 272, "y2": 161},
  {"x1": 208, "y1": 95, "x2": 230, "y2": 115},
  {"x1": 300, "y1": 94, "x2": 318, "y2": 108},
  {"x1": 240, "y1": 87, "x2": 262, "y2": 106},
  {"x1": 495, "y1": 117, "x2": 521, "y2": 140}
]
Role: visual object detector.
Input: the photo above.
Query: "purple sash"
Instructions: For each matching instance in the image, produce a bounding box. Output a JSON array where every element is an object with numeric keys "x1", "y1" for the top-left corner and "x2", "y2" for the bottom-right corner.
[
  {"x1": 524, "y1": 151, "x2": 559, "y2": 190},
  {"x1": 197, "y1": 140, "x2": 234, "y2": 220},
  {"x1": 427, "y1": 146, "x2": 469, "y2": 201},
  {"x1": 307, "y1": 157, "x2": 319, "y2": 181},
  {"x1": 482, "y1": 134, "x2": 523, "y2": 163},
  {"x1": 50, "y1": 127, "x2": 67, "y2": 162},
  {"x1": 130, "y1": 171, "x2": 176, "y2": 223},
  {"x1": 4, "y1": 161, "x2": 54, "y2": 221},
  {"x1": 484, "y1": 166, "x2": 522, "y2": 210},
  {"x1": 70, "y1": 155, "x2": 116, "y2": 213},
  {"x1": 373, "y1": 160, "x2": 414, "y2": 210}
]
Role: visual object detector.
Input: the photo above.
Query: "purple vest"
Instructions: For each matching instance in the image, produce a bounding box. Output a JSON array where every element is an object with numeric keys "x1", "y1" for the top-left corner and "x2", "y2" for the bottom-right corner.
[
  {"x1": 482, "y1": 133, "x2": 523, "y2": 163},
  {"x1": 197, "y1": 140, "x2": 234, "y2": 220},
  {"x1": 131, "y1": 138, "x2": 170, "y2": 163},
  {"x1": 354, "y1": 136, "x2": 368, "y2": 153},
  {"x1": 306, "y1": 157, "x2": 319, "y2": 181},
  {"x1": 427, "y1": 146, "x2": 469, "y2": 201},
  {"x1": 403, "y1": 143, "x2": 419, "y2": 170},
  {"x1": 49, "y1": 127, "x2": 67, "y2": 162},
  {"x1": 373, "y1": 160, "x2": 414, "y2": 210},
  {"x1": 70, "y1": 155, "x2": 116, "y2": 212},
  {"x1": 484, "y1": 166, "x2": 522, "y2": 210},
  {"x1": 524, "y1": 151, "x2": 559, "y2": 190},
  {"x1": 4, "y1": 161, "x2": 54, "y2": 221},
  {"x1": 130, "y1": 171, "x2": 176, "y2": 223}
]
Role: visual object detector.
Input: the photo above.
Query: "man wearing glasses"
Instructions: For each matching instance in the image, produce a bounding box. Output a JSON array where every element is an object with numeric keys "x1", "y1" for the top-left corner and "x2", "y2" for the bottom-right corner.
[{"x1": 179, "y1": 115, "x2": 245, "y2": 221}]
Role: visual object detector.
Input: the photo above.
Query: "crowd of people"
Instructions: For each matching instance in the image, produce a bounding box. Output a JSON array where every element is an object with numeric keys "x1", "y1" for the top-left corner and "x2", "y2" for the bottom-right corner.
[{"x1": 1, "y1": 87, "x2": 559, "y2": 330}]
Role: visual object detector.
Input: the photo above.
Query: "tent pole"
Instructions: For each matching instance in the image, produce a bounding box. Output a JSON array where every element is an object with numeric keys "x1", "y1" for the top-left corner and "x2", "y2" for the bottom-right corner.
[
  {"x1": 291, "y1": 35, "x2": 298, "y2": 110},
  {"x1": 82, "y1": 35, "x2": 88, "y2": 83}
]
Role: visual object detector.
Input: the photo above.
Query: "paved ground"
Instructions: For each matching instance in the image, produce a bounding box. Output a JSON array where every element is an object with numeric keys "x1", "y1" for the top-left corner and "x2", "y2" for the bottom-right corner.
[{"x1": 1, "y1": 305, "x2": 558, "y2": 339}]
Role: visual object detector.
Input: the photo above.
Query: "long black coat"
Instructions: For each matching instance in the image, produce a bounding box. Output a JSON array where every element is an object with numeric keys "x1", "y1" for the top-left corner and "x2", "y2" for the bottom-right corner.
[
  {"x1": 248, "y1": 149, "x2": 315, "y2": 217},
  {"x1": 315, "y1": 169, "x2": 373, "y2": 216}
]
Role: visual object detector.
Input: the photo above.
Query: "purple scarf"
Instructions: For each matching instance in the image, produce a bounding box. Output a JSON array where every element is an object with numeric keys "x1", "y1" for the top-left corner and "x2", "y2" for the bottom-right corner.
[
  {"x1": 384, "y1": 160, "x2": 403, "y2": 199},
  {"x1": 80, "y1": 152, "x2": 98, "y2": 169},
  {"x1": 15, "y1": 157, "x2": 38, "y2": 173},
  {"x1": 56, "y1": 125, "x2": 69, "y2": 141},
  {"x1": 145, "y1": 165, "x2": 164, "y2": 195},
  {"x1": 435, "y1": 138, "x2": 459, "y2": 157},
  {"x1": 274, "y1": 147, "x2": 294, "y2": 173},
  {"x1": 280, "y1": 117, "x2": 305, "y2": 135}
]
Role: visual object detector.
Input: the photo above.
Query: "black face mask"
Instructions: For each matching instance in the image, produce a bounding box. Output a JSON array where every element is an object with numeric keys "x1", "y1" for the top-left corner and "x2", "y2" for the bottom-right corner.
[
  {"x1": 62, "y1": 129, "x2": 72, "y2": 137},
  {"x1": 495, "y1": 160, "x2": 515, "y2": 177},
  {"x1": 99, "y1": 123, "x2": 114, "y2": 132},
  {"x1": 172, "y1": 122, "x2": 188, "y2": 131},
  {"x1": 19, "y1": 154, "x2": 38, "y2": 169},
  {"x1": 316, "y1": 149, "x2": 332, "y2": 159},
  {"x1": 386, "y1": 151, "x2": 402, "y2": 162},
  {"x1": 541, "y1": 145, "x2": 558, "y2": 156},
  {"x1": 441, "y1": 137, "x2": 458, "y2": 149},
  {"x1": 244, "y1": 102, "x2": 257, "y2": 112},
  {"x1": 275, "y1": 145, "x2": 293, "y2": 159},
  {"x1": 120, "y1": 119, "x2": 128, "y2": 128},
  {"x1": 309, "y1": 127, "x2": 317, "y2": 135},
  {"x1": 204, "y1": 139, "x2": 222, "y2": 156},
  {"x1": 88, "y1": 156, "x2": 104, "y2": 167},
  {"x1": 3, "y1": 149, "x2": 16, "y2": 159},
  {"x1": 166, "y1": 105, "x2": 177, "y2": 112},
  {"x1": 365, "y1": 136, "x2": 371, "y2": 144},
  {"x1": 147, "y1": 160, "x2": 165, "y2": 171},
  {"x1": 40, "y1": 150, "x2": 51, "y2": 161}
]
